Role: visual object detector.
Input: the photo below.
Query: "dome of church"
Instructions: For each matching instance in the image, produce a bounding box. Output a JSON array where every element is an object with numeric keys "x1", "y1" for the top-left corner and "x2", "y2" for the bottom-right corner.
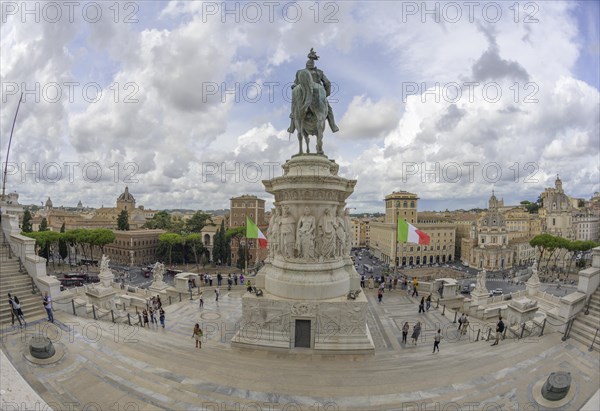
[{"x1": 117, "y1": 187, "x2": 135, "y2": 202}]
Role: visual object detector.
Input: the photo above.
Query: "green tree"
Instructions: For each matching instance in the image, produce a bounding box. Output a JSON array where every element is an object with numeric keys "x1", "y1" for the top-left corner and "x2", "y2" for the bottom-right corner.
[
  {"x1": 21, "y1": 210, "x2": 33, "y2": 232},
  {"x1": 91, "y1": 229, "x2": 116, "y2": 258},
  {"x1": 117, "y1": 210, "x2": 130, "y2": 231},
  {"x1": 58, "y1": 223, "x2": 68, "y2": 263},
  {"x1": 143, "y1": 211, "x2": 172, "y2": 230},
  {"x1": 530, "y1": 233, "x2": 555, "y2": 264},
  {"x1": 159, "y1": 233, "x2": 183, "y2": 266},
  {"x1": 186, "y1": 211, "x2": 213, "y2": 233},
  {"x1": 39, "y1": 218, "x2": 49, "y2": 232},
  {"x1": 185, "y1": 233, "x2": 205, "y2": 271}
]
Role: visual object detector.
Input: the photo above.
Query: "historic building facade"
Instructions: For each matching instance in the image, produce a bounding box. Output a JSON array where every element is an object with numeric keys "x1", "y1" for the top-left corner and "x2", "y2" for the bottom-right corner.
[
  {"x1": 369, "y1": 191, "x2": 456, "y2": 266},
  {"x1": 229, "y1": 195, "x2": 268, "y2": 267},
  {"x1": 103, "y1": 229, "x2": 166, "y2": 266}
]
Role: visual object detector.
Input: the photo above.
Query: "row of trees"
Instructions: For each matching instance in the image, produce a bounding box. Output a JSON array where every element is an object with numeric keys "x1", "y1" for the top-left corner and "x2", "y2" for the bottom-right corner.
[
  {"x1": 22, "y1": 225, "x2": 116, "y2": 269},
  {"x1": 529, "y1": 233, "x2": 599, "y2": 274},
  {"x1": 143, "y1": 210, "x2": 212, "y2": 235}
]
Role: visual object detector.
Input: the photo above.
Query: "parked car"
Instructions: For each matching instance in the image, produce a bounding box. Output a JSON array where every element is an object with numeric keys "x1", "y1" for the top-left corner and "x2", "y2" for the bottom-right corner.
[{"x1": 492, "y1": 288, "x2": 503, "y2": 295}]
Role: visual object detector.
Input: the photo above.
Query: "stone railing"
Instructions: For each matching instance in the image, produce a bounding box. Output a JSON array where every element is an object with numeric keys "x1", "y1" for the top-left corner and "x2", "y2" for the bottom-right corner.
[{"x1": 1, "y1": 212, "x2": 61, "y2": 299}]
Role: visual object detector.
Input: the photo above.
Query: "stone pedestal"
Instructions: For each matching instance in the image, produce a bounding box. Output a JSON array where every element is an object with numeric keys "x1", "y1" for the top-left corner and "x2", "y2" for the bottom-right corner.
[
  {"x1": 85, "y1": 264, "x2": 117, "y2": 310},
  {"x1": 470, "y1": 289, "x2": 489, "y2": 307},
  {"x1": 506, "y1": 297, "x2": 538, "y2": 327},
  {"x1": 232, "y1": 154, "x2": 373, "y2": 353}
]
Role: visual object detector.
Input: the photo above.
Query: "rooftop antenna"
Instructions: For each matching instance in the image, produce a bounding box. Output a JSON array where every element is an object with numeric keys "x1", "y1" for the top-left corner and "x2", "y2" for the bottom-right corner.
[{"x1": 2, "y1": 92, "x2": 24, "y2": 201}]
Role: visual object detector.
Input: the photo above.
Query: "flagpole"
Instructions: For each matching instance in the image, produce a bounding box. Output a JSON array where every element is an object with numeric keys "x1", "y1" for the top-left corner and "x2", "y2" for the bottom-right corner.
[
  {"x1": 2, "y1": 92, "x2": 23, "y2": 201},
  {"x1": 244, "y1": 234, "x2": 248, "y2": 277}
]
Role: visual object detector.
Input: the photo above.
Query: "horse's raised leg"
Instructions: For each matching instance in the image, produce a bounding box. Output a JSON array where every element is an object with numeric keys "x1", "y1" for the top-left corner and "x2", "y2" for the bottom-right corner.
[{"x1": 305, "y1": 132, "x2": 310, "y2": 154}]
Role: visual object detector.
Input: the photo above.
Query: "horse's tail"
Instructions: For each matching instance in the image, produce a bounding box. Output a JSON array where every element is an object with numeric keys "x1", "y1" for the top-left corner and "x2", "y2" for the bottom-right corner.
[{"x1": 298, "y1": 69, "x2": 313, "y2": 114}]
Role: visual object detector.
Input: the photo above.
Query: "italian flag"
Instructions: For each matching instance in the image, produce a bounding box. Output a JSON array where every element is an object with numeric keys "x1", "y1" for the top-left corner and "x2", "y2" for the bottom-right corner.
[
  {"x1": 398, "y1": 219, "x2": 430, "y2": 245},
  {"x1": 246, "y1": 217, "x2": 268, "y2": 248}
]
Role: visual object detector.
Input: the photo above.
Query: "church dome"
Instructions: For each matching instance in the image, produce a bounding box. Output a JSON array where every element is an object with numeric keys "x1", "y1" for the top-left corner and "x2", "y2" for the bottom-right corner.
[
  {"x1": 117, "y1": 186, "x2": 135, "y2": 202},
  {"x1": 45, "y1": 197, "x2": 53, "y2": 208}
]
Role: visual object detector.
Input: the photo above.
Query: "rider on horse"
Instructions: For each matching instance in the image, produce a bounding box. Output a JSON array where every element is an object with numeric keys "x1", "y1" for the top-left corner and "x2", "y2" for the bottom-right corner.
[{"x1": 287, "y1": 49, "x2": 339, "y2": 134}]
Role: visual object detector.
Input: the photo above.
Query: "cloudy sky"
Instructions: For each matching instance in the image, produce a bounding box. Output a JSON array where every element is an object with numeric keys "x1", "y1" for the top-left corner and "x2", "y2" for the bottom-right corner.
[{"x1": 1, "y1": 1, "x2": 599, "y2": 212}]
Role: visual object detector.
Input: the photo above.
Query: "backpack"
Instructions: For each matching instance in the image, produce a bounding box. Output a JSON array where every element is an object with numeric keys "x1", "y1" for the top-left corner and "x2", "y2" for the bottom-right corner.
[{"x1": 497, "y1": 320, "x2": 505, "y2": 333}]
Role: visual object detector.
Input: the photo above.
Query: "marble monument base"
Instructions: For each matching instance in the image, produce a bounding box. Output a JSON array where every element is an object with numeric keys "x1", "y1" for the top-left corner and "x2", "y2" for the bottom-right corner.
[
  {"x1": 231, "y1": 290, "x2": 374, "y2": 354},
  {"x1": 85, "y1": 286, "x2": 117, "y2": 311},
  {"x1": 148, "y1": 282, "x2": 169, "y2": 295}
]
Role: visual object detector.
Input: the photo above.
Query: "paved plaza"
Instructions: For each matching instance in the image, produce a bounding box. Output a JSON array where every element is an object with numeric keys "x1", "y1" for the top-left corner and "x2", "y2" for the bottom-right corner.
[{"x1": 1, "y1": 286, "x2": 599, "y2": 410}]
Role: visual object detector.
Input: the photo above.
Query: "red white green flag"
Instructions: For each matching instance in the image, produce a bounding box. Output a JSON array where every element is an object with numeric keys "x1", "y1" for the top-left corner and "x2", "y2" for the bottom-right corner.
[
  {"x1": 397, "y1": 219, "x2": 430, "y2": 245},
  {"x1": 246, "y1": 217, "x2": 267, "y2": 248}
]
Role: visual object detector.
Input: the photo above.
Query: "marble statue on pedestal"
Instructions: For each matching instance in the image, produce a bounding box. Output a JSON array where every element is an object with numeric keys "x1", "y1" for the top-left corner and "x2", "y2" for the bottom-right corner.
[
  {"x1": 335, "y1": 207, "x2": 347, "y2": 257},
  {"x1": 474, "y1": 269, "x2": 488, "y2": 294},
  {"x1": 318, "y1": 208, "x2": 337, "y2": 259},
  {"x1": 152, "y1": 262, "x2": 165, "y2": 284},
  {"x1": 267, "y1": 208, "x2": 280, "y2": 260},
  {"x1": 279, "y1": 206, "x2": 296, "y2": 259},
  {"x1": 296, "y1": 207, "x2": 316, "y2": 260},
  {"x1": 100, "y1": 255, "x2": 110, "y2": 273}
]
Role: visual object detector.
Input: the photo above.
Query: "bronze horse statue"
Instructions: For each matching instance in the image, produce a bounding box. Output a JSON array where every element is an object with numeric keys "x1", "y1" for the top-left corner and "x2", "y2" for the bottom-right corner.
[{"x1": 291, "y1": 69, "x2": 328, "y2": 155}]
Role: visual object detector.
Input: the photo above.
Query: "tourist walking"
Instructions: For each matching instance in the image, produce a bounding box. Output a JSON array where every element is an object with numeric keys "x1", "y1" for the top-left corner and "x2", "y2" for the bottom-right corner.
[
  {"x1": 214, "y1": 287, "x2": 220, "y2": 302},
  {"x1": 192, "y1": 323, "x2": 203, "y2": 349},
  {"x1": 360, "y1": 275, "x2": 365, "y2": 288},
  {"x1": 426, "y1": 294, "x2": 431, "y2": 311},
  {"x1": 412, "y1": 278, "x2": 419, "y2": 297},
  {"x1": 418, "y1": 297, "x2": 425, "y2": 313},
  {"x1": 149, "y1": 307, "x2": 158, "y2": 326},
  {"x1": 411, "y1": 322, "x2": 421, "y2": 345},
  {"x1": 240, "y1": 274, "x2": 245, "y2": 285},
  {"x1": 7, "y1": 293, "x2": 21, "y2": 326},
  {"x1": 159, "y1": 308, "x2": 165, "y2": 328},
  {"x1": 234, "y1": 273, "x2": 238, "y2": 286},
  {"x1": 217, "y1": 272, "x2": 222, "y2": 286},
  {"x1": 227, "y1": 276, "x2": 233, "y2": 291},
  {"x1": 461, "y1": 315, "x2": 469, "y2": 337},
  {"x1": 142, "y1": 309, "x2": 149, "y2": 327},
  {"x1": 198, "y1": 291, "x2": 204, "y2": 309},
  {"x1": 12, "y1": 295, "x2": 26, "y2": 325},
  {"x1": 433, "y1": 329, "x2": 441, "y2": 353},
  {"x1": 458, "y1": 313, "x2": 466, "y2": 331},
  {"x1": 377, "y1": 287, "x2": 383, "y2": 303},
  {"x1": 43, "y1": 292, "x2": 54, "y2": 323},
  {"x1": 402, "y1": 322, "x2": 410, "y2": 344},
  {"x1": 491, "y1": 316, "x2": 504, "y2": 346},
  {"x1": 208, "y1": 274, "x2": 213, "y2": 287}
]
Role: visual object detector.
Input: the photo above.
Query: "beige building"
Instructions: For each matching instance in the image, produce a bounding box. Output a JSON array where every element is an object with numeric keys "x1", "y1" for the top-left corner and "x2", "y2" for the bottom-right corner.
[
  {"x1": 502, "y1": 207, "x2": 543, "y2": 241},
  {"x1": 461, "y1": 192, "x2": 536, "y2": 270},
  {"x1": 573, "y1": 211, "x2": 599, "y2": 241},
  {"x1": 351, "y1": 218, "x2": 371, "y2": 247},
  {"x1": 540, "y1": 176, "x2": 575, "y2": 240},
  {"x1": 104, "y1": 229, "x2": 166, "y2": 266},
  {"x1": 229, "y1": 195, "x2": 268, "y2": 266},
  {"x1": 44, "y1": 187, "x2": 157, "y2": 231},
  {"x1": 370, "y1": 191, "x2": 456, "y2": 267}
]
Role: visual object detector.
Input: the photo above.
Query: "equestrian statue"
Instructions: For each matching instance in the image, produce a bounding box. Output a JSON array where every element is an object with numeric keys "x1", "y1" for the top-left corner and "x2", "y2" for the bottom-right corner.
[{"x1": 288, "y1": 48, "x2": 339, "y2": 156}]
